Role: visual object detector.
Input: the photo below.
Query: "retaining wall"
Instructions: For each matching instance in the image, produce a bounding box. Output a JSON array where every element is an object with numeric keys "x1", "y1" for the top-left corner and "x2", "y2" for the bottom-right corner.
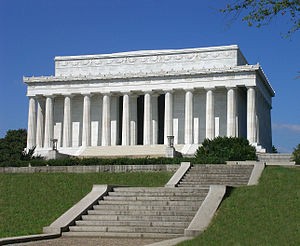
[{"x1": 0, "y1": 164, "x2": 179, "y2": 174}]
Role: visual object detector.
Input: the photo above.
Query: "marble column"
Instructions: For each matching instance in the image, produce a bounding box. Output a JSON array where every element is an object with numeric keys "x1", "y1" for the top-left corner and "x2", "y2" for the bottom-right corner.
[
  {"x1": 44, "y1": 96, "x2": 54, "y2": 148},
  {"x1": 102, "y1": 94, "x2": 111, "y2": 146},
  {"x1": 82, "y1": 94, "x2": 91, "y2": 147},
  {"x1": 205, "y1": 88, "x2": 215, "y2": 139},
  {"x1": 122, "y1": 93, "x2": 130, "y2": 146},
  {"x1": 63, "y1": 95, "x2": 72, "y2": 147},
  {"x1": 27, "y1": 97, "x2": 36, "y2": 149},
  {"x1": 164, "y1": 90, "x2": 173, "y2": 144},
  {"x1": 143, "y1": 92, "x2": 152, "y2": 145},
  {"x1": 247, "y1": 87, "x2": 257, "y2": 144},
  {"x1": 110, "y1": 95, "x2": 118, "y2": 146},
  {"x1": 227, "y1": 87, "x2": 236, "y2": 137},
  {"x1": 36, "y1": 97, "x2": 44, "y2": 148},
  {"x1": 184, "y1": 89, "x2": 193, "y2": 144},
  {"x1": 152, "y1": 94, "x2": 159, "y2": 145},
  {"x1": 130, "y1": 95, "x2": 138, "y2": 145}
]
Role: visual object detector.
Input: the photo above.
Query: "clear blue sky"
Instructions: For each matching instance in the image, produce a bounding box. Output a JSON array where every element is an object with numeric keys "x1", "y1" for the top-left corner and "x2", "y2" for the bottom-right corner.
[{"x1": 0, "y1": 0, "x2": 299, "y2": 152}]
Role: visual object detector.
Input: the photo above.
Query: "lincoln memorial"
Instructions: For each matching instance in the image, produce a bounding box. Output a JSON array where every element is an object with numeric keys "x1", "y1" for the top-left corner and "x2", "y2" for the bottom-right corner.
[{"x1": 24, "y1": 45, "x2": 275, "y2": 157}]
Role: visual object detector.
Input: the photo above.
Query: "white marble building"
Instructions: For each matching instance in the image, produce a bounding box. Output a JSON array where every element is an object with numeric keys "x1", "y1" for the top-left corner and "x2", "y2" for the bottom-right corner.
[{"x1": 24, "y1": 45, "x2": 275, "y2": 157}]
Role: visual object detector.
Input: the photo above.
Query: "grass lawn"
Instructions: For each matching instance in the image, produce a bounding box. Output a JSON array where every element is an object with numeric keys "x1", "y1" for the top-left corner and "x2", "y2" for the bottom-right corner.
[
  {"x1": 179, "y1": 166, "x2": 300, "y2": 246},
  {"x1": 0, "y1": 171, "x2": 173, "y2": 238}
]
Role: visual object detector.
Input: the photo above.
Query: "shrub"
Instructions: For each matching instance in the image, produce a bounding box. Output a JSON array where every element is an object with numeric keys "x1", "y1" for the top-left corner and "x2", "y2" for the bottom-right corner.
[
  {"x1": 195, "y1": 137, "x2": 257, "y2": 164},
  {"x1": 292, "y1": 144, "x2": 300, "y2": 164}
]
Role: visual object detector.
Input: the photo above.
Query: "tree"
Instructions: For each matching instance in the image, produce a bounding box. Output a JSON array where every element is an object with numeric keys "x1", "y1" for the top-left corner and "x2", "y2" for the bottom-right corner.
[
  {"x1": 292, "y1": 143, "x2": 300, "y2": 164},
  {"x1": 0, "y1": 129, "x2": 27, "y2": 163},
  {"x1": 221, "y1": 0, "x2": 300, "y2": 36}
]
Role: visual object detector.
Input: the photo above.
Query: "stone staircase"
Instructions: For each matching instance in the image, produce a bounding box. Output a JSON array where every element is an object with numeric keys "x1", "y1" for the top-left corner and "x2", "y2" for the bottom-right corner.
[
  {"x1": 77, "y1": 144, "x2": 187, "y2": 158},
  {"x1": 178, "y1": 164, "x2": 254, "y2": 187},
  {"x1": 79, "y1": 145, "x2": 167, "y2": 158},
  {"x1": 63, "y1": 187, "x2": 209, "y2": 238},
  {"x1": 62, "y1": 164, "x2": 254, "y2": 239}
]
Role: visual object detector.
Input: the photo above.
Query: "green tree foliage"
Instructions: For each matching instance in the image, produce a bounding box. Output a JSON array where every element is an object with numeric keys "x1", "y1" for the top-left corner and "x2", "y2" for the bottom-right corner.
[
  {"x1": 0, "y1": 129, "x2": 27, "y2": 163},
  {"x1": 195, "y1": 136, "x2": 257, "y2": 164},
  {"x1": 292, "y1": 143, "x2": 300, "y2": 164},
  {"x1": 221, "y1": 0, "x2": 300, "y2": 36}
]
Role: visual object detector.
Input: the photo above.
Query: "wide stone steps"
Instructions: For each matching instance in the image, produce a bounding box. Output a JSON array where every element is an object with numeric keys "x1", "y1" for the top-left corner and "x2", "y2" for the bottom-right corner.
[
  {"x1": 87, "y1": 209, "x2": 196, "y2": 216},
  {"x1": 98, "y1": 200, "x2": 203, "y2": 206},
  {"x1": 75, "y1": 220, "x2": 190, "y2": 228},
  {"x1": 190, "y1": 164, "x2": 254, "y2": 171},
  {"x1": 80, "y1": 145, "x2": 167, "y2": 158},
  {"x1": 110, "y1": 187, "x2": 209, "y2": 196},
  {"x1": 63, "y1": 231, "x2": 181, "y2": 239},
  {"x1": 178, "y1": 182, "x2": 248, "y2": 187},
  {"x1": 81, "y1": 214, "x2": 194, "y2": 222},
  {"x1": 93, "y1": 204, "x2": 200, "y2": 211},
  {"x1": 103, "y1": 195, "x2": 205, "y2": 201},
  {"x1": 68, "y1": 225, "x2": 184, "y2": 234},
  {"x1": 64, "y1": 185, "x2": 208, "y2": 238},
  {"x1": 178, "y1": 164, "x2": 253, "y2": 187},
  {"x1": 63, "y1": 165, "x2": 254, "y2": 238}
]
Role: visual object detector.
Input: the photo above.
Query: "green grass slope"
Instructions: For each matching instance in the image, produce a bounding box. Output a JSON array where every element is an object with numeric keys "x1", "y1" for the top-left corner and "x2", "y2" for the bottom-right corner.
[
  {"x1": 0, "y1": 172, "x2": 173, "y2": 238},
  {"x1": 179, "y1": 166, "x2": 300, "y2": 246}
]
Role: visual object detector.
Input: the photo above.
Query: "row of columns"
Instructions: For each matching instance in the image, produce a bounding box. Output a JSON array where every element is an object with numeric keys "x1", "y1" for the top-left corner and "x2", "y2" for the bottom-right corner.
[{"x1": 27, "y1": 87, "x2": 258, "y2": 149}]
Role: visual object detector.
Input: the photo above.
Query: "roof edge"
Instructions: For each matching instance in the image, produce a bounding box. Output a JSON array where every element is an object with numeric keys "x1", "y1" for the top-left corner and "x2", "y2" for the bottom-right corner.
[{"x1": 54, "y1": 45, "x2": 239, "y2": 61}]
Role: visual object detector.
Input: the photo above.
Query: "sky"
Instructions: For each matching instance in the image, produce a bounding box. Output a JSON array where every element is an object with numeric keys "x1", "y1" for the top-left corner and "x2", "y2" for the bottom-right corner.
[{"x1": 0, "y1": 0, "x2": 299, "y2": 153}]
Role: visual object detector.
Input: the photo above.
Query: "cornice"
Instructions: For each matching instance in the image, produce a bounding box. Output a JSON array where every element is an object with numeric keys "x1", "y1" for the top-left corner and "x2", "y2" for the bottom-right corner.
[
  {"x1": 54, "y1": 45, "x2": 239, "y2": 61},
  {"x1": 24, "y1": 64, "x2": 259, "y2": 84}
]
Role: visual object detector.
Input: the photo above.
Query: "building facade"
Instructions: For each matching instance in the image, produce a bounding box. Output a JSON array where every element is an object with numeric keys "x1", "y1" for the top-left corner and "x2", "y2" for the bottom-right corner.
[{"x1": 24, "y1": 45, "x2": 275, "y2": 156}]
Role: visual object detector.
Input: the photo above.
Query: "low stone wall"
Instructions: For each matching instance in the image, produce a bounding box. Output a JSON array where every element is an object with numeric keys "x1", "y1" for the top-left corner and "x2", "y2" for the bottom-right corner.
[{"x1": 0, "y1": 164, "x2": 179, "y2": 174}]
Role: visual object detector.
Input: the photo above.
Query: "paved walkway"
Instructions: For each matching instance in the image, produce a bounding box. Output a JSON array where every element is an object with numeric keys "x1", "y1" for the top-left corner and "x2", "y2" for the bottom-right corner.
[{"x1": 18, "y1": 237, "x2": 162, "y2": 246}]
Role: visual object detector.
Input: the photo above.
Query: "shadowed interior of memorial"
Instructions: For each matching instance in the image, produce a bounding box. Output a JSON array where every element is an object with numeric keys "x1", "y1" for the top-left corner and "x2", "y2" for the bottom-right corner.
[{"x1": 24, "y1": 45, "x2": 274, "y2": 158}]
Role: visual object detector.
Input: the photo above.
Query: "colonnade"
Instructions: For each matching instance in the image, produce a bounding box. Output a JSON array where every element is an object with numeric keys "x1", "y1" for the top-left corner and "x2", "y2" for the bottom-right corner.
[{"x1": 26, "y1": 87, "x2": 258, "y2": 149}]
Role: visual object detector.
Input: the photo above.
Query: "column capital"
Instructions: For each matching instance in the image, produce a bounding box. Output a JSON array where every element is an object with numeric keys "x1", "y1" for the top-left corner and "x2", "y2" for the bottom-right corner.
[
  {"x1": 121, "y1": 91, "x2": 132, "y2": 96},
  {"x1": 102, "y1": 92, "x2": 112, "y2": 96},
  {"x1": 35, "y1": 95, "x2": 46, "y2": 101},
  {"x1": 246, "y1": 86, "x2": 256, "y2": 90},
  {"x1": 204, "y1": 86, "x2": 215, "y2": 91},
  {"x1": 44, "y1": 94, "x2": 55, "y2": 99},
  {"x1": 184, "y1": 88, "x2": 194, "y2": 92},
  {"x1": 162, "y1": 89, "x2": 174, "y2": 93},
  {"x1": 63, "y1": 93, "x2": 75, "y2": 98},
  {"x1": 226, "y1": 86, "x2": 237, "y2": 90},
  {"x1": 142, "y1": 90, "x2": 153, "y2": 94},
  {"x1": 81, "y1": 93, "x2": 91, "y2": 97}
]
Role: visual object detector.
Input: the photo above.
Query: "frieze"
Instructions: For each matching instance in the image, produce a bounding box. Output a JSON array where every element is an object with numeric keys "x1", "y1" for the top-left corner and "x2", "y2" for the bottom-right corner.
[{"x1": 56, "y1": 50, "x2": 235, "y2": 69}]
